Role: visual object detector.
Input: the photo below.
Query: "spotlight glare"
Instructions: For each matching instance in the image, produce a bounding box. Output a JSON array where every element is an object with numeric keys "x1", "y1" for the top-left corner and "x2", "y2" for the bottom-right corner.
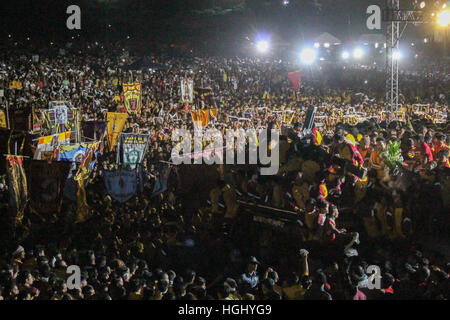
[
  {"x1": 393, "y1": 50, "x2": 401, "y2": 60},
  {"x1": 420, "y1": 1, "x2": 426, "y2": 9},
  {"x1": 324, "y1": 42, "x2": 330, "y2": 48},
  {"x1": 300, "y1": 48, "x2": 317, "y2": 64},
  {"x1": 314, "y1": 42, "x2": 320, "y2": 48},
  {"x1": 341, "y1": 51, "x2": 350, "y2": 59},
  {"x1": 256, "y1": 40, "x2": 269, "y2": 53},
  {"x1": 437, "y1": 10, "x2": 450, "y2": 26},
  {"x1": 353, "y1": 48, "x2": 364, "y2": 59}
]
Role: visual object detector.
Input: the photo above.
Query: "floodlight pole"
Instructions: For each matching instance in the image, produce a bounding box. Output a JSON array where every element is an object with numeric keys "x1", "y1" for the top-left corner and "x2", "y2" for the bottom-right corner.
[{"x1": 383, "y1": 0, "x2": 425, "y2": 122}]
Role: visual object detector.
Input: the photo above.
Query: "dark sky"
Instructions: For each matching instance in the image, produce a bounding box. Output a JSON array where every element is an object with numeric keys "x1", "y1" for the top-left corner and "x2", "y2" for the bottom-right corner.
[{"x1": 0, "y1": 0, "x2": 429, "y2": 46}]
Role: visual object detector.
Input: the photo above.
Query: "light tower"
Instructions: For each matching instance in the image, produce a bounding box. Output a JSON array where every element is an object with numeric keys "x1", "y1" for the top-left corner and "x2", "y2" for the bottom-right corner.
[{"x1": 383, "y1": 0, "x2": 425, "y2": 121}]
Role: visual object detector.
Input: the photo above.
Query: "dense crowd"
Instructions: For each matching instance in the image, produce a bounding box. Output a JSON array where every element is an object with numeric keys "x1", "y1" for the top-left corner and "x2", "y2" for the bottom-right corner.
[{"x1": 0, "y1": 40, "x2": 449, "y2": 300}]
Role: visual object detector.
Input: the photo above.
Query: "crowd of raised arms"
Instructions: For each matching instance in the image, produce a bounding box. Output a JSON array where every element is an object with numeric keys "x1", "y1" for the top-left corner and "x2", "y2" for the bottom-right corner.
[{"x1": 0, "y1": 40, "x2": 448, "y2": 300}]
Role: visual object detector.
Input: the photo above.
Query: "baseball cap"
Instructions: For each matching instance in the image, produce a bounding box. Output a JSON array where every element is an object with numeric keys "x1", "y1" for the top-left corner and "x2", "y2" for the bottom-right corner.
[{"x1": 248, "y1": 256, "x2": 260, "y2": 265}]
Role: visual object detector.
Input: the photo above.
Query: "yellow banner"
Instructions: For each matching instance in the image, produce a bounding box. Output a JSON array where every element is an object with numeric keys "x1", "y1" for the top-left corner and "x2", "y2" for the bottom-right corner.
[
  {"x1": 0, "y1": 109, "x2": 7, "y2": 128},
  {"x1": 123, "y1": 82, "x2": 142, "y2": 114},
  {"x1": 37, "y1": 131, "x2": 71, "y2": 145},
  {"x1": 9, "y1": 80, "x2": 22, "y2": 90},
  {"x1": 107, "y1": 112, "x2": 127, "y2": 151}
]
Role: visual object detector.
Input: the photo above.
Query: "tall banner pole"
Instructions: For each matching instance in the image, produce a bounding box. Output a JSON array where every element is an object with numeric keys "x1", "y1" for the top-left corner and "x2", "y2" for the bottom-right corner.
[{"x1": 6, "y1": 100, "x2": 10, "y2": 129}]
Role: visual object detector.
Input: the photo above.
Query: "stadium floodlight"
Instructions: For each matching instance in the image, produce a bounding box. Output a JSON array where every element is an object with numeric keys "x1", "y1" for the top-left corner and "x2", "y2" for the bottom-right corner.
[
  {"x1": 353, "y1": 48, "x2": 364, "y2": 59},
  {"x1": 393, "y1": 50, "x2": 402, "y2": 60},
  {"x1": 256, "y1": 40, "x2": 269, "y2": 53},
  {"x1": 341, "y1": 51, "x2": 350, "y2": 59},
  {"x1": 300, "y1": 48, "x2": 317, "y2": 64},
  {"x1": 437, "y1": 9, "x2": 450, "y2": 26}
]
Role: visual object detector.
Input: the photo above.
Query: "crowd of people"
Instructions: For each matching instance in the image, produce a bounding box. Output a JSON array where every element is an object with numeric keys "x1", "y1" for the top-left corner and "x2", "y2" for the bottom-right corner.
[{"x1": 0, "y1": 40, "x2": 448, "y2": 300}]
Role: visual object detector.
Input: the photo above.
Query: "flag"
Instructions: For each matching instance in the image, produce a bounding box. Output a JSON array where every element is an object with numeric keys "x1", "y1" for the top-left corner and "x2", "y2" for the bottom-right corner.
[
  {"x1": 58, "y1": 142, "x2": 100, "y2": 162},
  {"x1": 73, "y1": 147, "x2": 95, "y2": 222},
  {"x1": 9, "y1": 80, "x2": 22, "y2": 90},
  {"x1": 34, "y1": 131, "x2": 71, "y2": 160},
  {"x1": 104, "y1": 169, "x2": 137, "y2": 203},
  {"x1": 312, "y1": 127, "x2": 322, "y2": 146},
  {"x1": 0, "y1": 109, "x2": 7, "y2": 128},
  {"x1": 191, "y1": 110, "x2": 209, "y2": 130},
  {"x1": 107, "y1": 112, "x2": 127, "y2": 151},
  {"x1": 6, "y1": 155, "x2": 28, "y2": 223},
  {"x1": 181, "y1": 78, "x2": 194, "y2": 103},
  {"x1": 123, "y1": 82, "x2": 142, "y2": 114},
  {"x1": 194, "y1": 87, "x2": 214, "y2": 108},
  {"x1": 119, "y1": 133, "x2": 149, "y2": 169},
  {"x1": 151, "y1": 163, "x2": 171, "y2": 198},
  {"x1": 41, "y1": 105, "x2": 79, "y2": 138},
  {"x1": 288, "y1": 71, "x2": 301, "y2": 92},
  {"x1": 10, "y1": 108, "x2": 30, "y2": 132},
  {"x1": 28, "y1": 160, "x2": 71, "y2": 214},
  {"x1": 82, "y1": 121, "x2": 106, "y2": 141}
]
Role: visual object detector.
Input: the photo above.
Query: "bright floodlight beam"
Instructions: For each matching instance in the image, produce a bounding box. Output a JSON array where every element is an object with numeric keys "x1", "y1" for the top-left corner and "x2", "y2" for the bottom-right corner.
[
  {"x1": 256, "y1": 40, "x2": 269, "y2": 53},
  {"x1": 300, "y1": 48, "x2": 317, "y2": 64},
  {"x1": 393, "y1": 50, "x2": 401, "y2": 60},
  {"x1": 341, "y1": 51, "x2": 350, "y2": 59},
  {"x1": 437, "y1": 10, "x2": 450, "y2": 26},
  {"x1": 353, "y1": 48, "x2": 364, "y2": 59}
]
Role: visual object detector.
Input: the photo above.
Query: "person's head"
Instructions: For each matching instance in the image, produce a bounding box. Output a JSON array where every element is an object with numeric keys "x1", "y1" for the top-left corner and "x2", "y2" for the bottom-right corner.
[
  {"x1": 183, "y1": 269, "x2": 196, "y2": 285},
  {"x1": 17, "y1": 271, "x2": 34, "y2": 287},
  {"x1": 217, "y1": 283, "x2": 231, "y2": 300},
  {"x1": 82, "y1": 285, "x2": 95, "y2": 299},
  {"x1": 173, "y1": 283, "x2": 187, "y2": 298},
  {"x1": 362, "y1": 135, "x2": 371, "y2": 148},
  {"x1": 157, "y1": 279, "x2": 169, "y2": 295},
  {"x1": 376, "y1": 137, "x2": 386, "y2": 150},
  {"x1": 247, "y1": 256, "x2": 260, "y2": 273},
  {"x1": 437, "y1": 149, "x2": 449, "y2": 163},
  {"x1": 329, "y1": 205, "x2": 339, "y2": 219},
  {"x1": 382, "y1": 273, "x2": 395, "y2": 289}
]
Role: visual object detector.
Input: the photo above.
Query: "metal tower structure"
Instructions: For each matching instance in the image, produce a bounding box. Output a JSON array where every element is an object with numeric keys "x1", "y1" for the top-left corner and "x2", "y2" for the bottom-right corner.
[{"x1": 383, "y1": 1, "x2": 425, "y2": 121}]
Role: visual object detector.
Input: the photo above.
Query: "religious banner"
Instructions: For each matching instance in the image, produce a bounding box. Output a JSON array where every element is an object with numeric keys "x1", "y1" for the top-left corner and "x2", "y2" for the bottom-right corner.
[
  {"x1": 106, "y1": 112, "x2": 127, "y2": 151},
  {"x1": 118, "y1": 133, "x2": 149, "y2": 169},
  {"x1": 123, "y1": 82, "x2": 142, "y2": 114},
  {"x1": 41, "y1": 102, "x2": 79, "y2": 139},
  {"x1": 151, "y1": 162, "x2": 171, "y2": 198},
  {"x1": 103, "y1": 169, "x2": 137, "y2": 203},
  {"x1": 28, "y1": 160, "x2": 71, "y2": 214},
  {"x1": 73, "y1": 147, "x2": 95, "y2": 222},
  {"x1": 53, "y1": 105, "x2": 68, "y2": 125},
  {"x1": 181, "y1": 78, "x2": 194, "y2": 103},
  {"x1": 194, "y1": 87, "x2": 214, "y2": 108},
  {"x1": 191, "y1": 109, "x2": 209, "y2": 130},
  {"x1": 6, "y1": 155, "x2": 28, "y2": 223},
  {"x1": 10, "y1": 108, "x2": 31, "y2": 132},
  {"x1": 9, "y1": 80, "x2": 22, "y2": 90},
  {"x1": 58, "y1": 142, "x2": 100, "y2": 163},
  {"x1": 31, "y1": 108, "x2": 43, "y2": 133},
  {"x1": 0, "y1": 109, "x2": 7, "y2": 129},
  {"x1": 33, "y1": 131, "x2": 71, "y2": 160},
  {"x1": 81, "y1": 121, "x2": 107, "y2": 141},
  {"x1": 288, "y1": 70, "x2": 301, "y2": 92}
]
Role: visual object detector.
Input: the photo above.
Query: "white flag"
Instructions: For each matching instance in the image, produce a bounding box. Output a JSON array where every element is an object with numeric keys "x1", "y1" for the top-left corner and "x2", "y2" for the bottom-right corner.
[{"x1": 180, "y1": 78, "x2": 194, "y2": 103}]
